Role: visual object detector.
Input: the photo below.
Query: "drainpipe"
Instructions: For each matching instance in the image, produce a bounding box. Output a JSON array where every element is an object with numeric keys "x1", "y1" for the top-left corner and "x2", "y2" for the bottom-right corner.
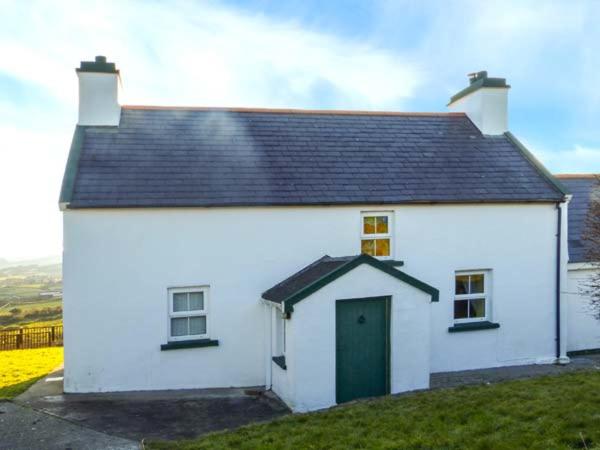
[{"x1": 555, "y1": 202, "x2": 562, "y2": 360}]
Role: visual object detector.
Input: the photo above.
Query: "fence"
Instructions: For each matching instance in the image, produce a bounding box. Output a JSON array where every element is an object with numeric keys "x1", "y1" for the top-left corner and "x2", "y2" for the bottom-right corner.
[{"x1": 0, "y1": 325, "x2": 63, "y2": 351}]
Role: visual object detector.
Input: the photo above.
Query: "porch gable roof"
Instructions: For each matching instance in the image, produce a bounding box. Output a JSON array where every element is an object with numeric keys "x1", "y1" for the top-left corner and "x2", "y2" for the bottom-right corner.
[{"x1": 262, "y1": 254, "x2": 439, "y2": 313}]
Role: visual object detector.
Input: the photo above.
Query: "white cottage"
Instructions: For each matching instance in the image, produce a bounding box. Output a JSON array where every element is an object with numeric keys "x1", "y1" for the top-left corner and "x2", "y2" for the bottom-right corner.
[{"x1": 60, "y1": 56, "x2": 595, "y2": 412}]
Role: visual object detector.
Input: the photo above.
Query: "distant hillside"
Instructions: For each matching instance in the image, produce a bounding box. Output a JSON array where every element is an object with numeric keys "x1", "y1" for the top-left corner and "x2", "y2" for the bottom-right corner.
[
  {"x1": 0, "y1": 263, "x2": 62, "y2": 278},
  {"x1": 0, "y1": 256, "x2": 61, "y2": 270}
]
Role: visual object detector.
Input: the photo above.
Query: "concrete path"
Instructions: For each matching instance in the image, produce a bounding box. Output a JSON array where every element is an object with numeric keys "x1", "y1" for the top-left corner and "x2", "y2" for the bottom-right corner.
[
  {"x1": 430, "y1": 354, "x2": 600, "y2": 389},
  {"x1": 0, "y1": 401, "x2": 138, "y2": 450},
  {"x1": 12, "y1": 368, "x2": 289, "y2": 443}
]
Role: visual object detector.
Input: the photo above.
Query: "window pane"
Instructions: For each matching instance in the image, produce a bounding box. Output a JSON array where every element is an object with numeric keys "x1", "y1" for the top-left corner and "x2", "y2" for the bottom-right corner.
[
  {"x1": 363, "y1": 216, "x2": 376, "y2": 234},
  {"x1": 173, "y1": 293, "x2": 188, "y2": 312},
  {"x1": 375, "y1": 239, "x2": 390, "y2": 256},
  {"x1": 470, "y1": 274, "x2": 484, "y2": 294},
  {"x1": 455, "y1": 276, "x2": 469, "y2": 295},
  {"x1": 189, "y1": 316, "x2": 207, "y2": 335},
  {"x1": 454, "y1": 300, "x2": 469, "y2": 319},
  {"x1": 375, "y1": 216, "x2": 389, "y2": 234},
  {"x1": 189, "y1": 292, "x2": 204, "y2": 311},
  {"x1": 361, "y1": 239, "x2": 375, "y2": 256},
  {"x1": 171, "y1": 317, "x2": 188, "y2": 336},
  {"x1": 469, "y1": 298, "x2": 486, "y2": 318}
]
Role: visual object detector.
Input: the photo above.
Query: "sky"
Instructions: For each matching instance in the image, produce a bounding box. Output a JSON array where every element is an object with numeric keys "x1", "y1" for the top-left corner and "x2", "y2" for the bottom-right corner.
[{"x1": 0, "y1": 0, "x2": 599, "y2": 260}]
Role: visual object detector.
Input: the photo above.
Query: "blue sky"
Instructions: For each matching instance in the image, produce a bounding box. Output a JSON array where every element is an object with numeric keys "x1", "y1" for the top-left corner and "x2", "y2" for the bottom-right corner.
[{"x1": 0, "y1": 0, "x2": 599, "y2": 259}]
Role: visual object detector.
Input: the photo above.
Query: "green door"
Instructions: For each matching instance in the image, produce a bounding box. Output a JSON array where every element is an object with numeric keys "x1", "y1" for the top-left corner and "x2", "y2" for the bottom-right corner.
[{"x1": 336, "y1": 296, "x2": 390, "y2": 404}]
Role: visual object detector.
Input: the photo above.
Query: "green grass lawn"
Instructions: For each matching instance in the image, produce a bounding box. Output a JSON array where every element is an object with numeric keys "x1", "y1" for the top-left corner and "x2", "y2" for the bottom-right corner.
[
  {"x1": 0, "y1": 347, "x2": 63, "y2": 400},
  {"x1": 148, "y1": 370, "x2": 600, "y2": 450}
]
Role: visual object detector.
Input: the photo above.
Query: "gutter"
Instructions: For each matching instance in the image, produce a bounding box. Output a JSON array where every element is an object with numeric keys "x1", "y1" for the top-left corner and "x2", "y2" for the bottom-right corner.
[{"x1": 555, "y1": 202, "x2": 562, "y2": 359}]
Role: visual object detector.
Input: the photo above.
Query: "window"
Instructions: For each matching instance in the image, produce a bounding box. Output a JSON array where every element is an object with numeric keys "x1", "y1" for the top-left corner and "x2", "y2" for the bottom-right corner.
[
  {"x1": 168, "y1": 287, "x2": 209, "y2": 341},
  {"x1": 361, "y1": 212, "x2": 392, "y2": 258},
  {"x1": 454, "y1": 272, "x2": 488, "y2": 323}
]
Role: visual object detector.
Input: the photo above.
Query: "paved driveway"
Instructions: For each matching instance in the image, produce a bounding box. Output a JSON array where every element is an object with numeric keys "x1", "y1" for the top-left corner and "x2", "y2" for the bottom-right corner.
[{"x1": 6, "y1": 368, "x2": 289, "y2": 448}]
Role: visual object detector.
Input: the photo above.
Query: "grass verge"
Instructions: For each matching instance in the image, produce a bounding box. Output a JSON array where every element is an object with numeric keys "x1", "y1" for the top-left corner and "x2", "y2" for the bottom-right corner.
[
  {"x1": 148, "y1": 370, "x2": 600, "y2": 450},
  {"x1": 0, "y1": 347, "x2": 63, "y2": 400}
]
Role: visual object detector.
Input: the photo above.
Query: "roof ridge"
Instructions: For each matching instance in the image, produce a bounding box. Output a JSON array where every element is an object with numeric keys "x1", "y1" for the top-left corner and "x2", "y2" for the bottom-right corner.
[{"x1": 122, "y1": 105, "x2": 466, "y2": 117}]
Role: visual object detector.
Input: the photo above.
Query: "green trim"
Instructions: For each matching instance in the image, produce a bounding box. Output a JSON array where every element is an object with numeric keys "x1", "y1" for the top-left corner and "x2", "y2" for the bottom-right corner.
[
  {"x1": 160, "y1": 339, "x2": 219, "y2": 351},
  {"x1": 567, "y1": 348, "x2": 600, "y2": 357},
  {"x1": 272, "y1": 355, "x2": 287, "y2": 370},
  {"x1": 383, "y1": 260, "x2": 404, "y2": 267},
  {"x1": 279, "y1": 254, "x2": 439, "y2": 314},
  {"x1": 504, "y1": 132, "x2": 569, "y2": 197},
  {"x1": 448, "y1": 321, "x2": 500, "y2": 333},
  {"x1": 59, "y1": 126, "x2": 87, "y2": 206},
  {"x1": 449, "y1": 72, "x2": 510, "y2": 105},
  {"x1": 76, "y1": 56, "x2": 119, "y2": 74}
]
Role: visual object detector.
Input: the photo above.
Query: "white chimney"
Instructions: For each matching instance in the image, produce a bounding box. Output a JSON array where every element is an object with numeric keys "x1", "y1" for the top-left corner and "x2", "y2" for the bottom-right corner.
[
  {"x1": 447, "y1": 71, "x2": 510, "y2": 135},
  {"x1": 76, "y1": 56, "x2": 121, "y2": 126}
]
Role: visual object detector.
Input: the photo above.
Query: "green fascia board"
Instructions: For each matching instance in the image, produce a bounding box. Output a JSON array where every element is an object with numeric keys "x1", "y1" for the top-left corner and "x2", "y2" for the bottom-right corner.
[
  {"x1": 281, "y1": 254, "x2": 439, "y2": 314},
  {"x1": 449, "y1": 78, "x2": 510, "y2": 105},
  {"x1": 59, "y1": 125, "x2": 87, "y2": 206},
  {"x1": 504, "y1": 131, "x2": 569, "y2": 198}
]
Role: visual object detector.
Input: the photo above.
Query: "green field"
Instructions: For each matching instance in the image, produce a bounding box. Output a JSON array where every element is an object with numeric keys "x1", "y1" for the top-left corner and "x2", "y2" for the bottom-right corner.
[{"x1": 0, "y1": 263, "x2": 62, "y2": 328}]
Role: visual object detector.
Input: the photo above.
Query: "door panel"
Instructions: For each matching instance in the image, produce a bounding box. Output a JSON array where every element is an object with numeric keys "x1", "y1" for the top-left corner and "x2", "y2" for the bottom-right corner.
[{"x1": 336, "y1": 296, "x2": 390, "y2": 404}]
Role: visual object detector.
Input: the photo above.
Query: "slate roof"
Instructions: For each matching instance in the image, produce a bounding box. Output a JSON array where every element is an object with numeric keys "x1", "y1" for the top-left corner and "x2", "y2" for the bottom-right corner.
[
  {"x1": 262, "y1": 254, "x2": 438, "y2": 313},
  {"x1": 556, "y1": 175, "x2": 600, "y2": 263},
  {"x1": 262, "y1": 256, "x2": 354, "y2": 303},
  {"x1": 61, "y1": 106, "x2": 566, "y2": 208}
]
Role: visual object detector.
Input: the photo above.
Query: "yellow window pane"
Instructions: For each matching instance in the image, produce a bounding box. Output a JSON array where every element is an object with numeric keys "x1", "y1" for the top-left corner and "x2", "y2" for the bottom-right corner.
[
  {"x1": 375, "y1": 216, "x2": 388, "y2": 234},
  {"x1": 361, "y1": 239, "x2": 375, "y2": 255},
  {"x1": 363, "y1": 217, "x2": 376, "y2": 234},
  {"x1": 375, "y1": 239, "x2": 390, "y2": 256}
]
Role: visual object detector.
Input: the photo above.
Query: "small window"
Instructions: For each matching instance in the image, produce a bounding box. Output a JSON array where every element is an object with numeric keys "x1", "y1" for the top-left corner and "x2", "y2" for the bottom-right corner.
[
  {"x1": 361, "y1": 212, "x2": 392, "y2": 258},
  {"x1": 454, "y1": 272, "x2": 488, "y2": 323},
  {"x1": 168, "y1": 287, "x2": 209, "y2": 341}
]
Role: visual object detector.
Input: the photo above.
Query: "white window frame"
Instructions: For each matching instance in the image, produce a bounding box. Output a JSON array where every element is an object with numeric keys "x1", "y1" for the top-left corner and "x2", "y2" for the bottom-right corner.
[
  {"x1": 167, "y1": 286, "x2": 209, "y2": 342},
  {"x1": 453, "y1": 271, "x2": 489, "y2": 324},
  {"x1": 274, "y1": 309, "x2": 286, "y2": 356},
  {"x1": 360, "y1": 211, "x2": 393, "y2": 260}
]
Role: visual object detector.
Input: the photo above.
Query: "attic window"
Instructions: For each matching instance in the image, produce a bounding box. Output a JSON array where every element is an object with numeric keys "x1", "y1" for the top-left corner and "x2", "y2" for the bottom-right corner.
[{"x1": 360, "y1": 212, "x2": 392, "y2": 258}]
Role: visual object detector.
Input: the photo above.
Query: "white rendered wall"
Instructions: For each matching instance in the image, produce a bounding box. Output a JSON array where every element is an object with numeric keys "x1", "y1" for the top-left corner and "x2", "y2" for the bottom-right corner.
[
  {"x1": 567, "y1": 265, "x2": 600, "y2": 352},
  {"x1": 77, "y1": 72, "x2": 121, "y2": 126},
  {"x1": 272, "y1": 264, "x2": 431, "y2": 412},
  {"x1": 63, "y1": 203, "x2": 559, "y2": 392},
  {"x1": 448, "y1": 87, "x2": 508, "y2": 135}
]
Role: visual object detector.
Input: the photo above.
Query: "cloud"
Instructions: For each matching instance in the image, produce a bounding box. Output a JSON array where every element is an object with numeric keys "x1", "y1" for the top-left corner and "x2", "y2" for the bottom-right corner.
[
  {"x1": 535, "y1": 145, "x2": 600, "y2": 174},
  {"x1": 0, "y1": 0, "x2": 423, "y2": 110},
  {"x1": 0, "y1": 0, "x2": 425, "y2": 259}
]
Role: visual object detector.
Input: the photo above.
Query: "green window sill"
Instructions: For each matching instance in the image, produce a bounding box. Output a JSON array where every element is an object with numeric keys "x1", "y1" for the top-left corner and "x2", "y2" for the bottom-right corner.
[
  {"x1": 161, "y1": 339, "x2": 219, "y2": 351},
  {"x1": 448, "y1": 321, "x2": 500, "y2": 333},
  {"x1": 272, "y1": 355, "x2": 287, "y2": 370}
]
